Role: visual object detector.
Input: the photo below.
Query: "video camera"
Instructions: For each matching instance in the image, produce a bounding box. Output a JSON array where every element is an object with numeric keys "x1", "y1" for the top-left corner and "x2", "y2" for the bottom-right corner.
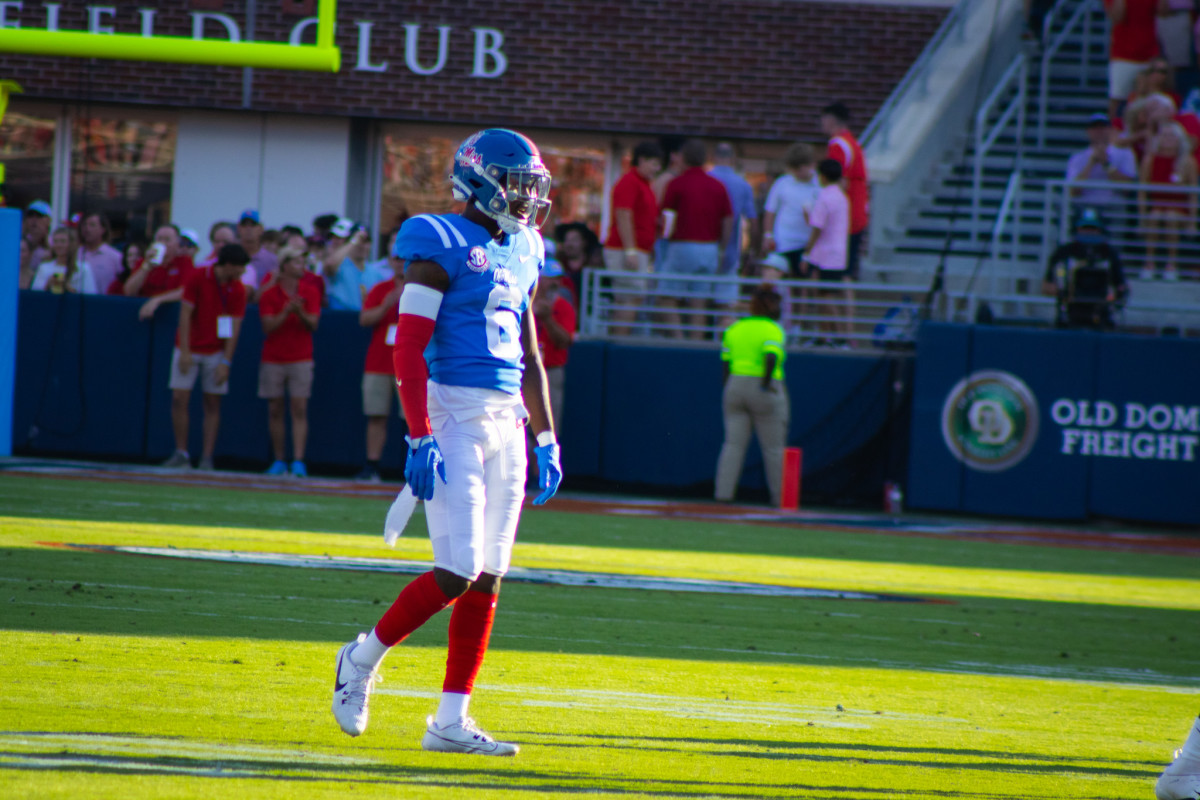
[{"x1": 1052, "y1": 208, "x2": 1124, "y2": 330}]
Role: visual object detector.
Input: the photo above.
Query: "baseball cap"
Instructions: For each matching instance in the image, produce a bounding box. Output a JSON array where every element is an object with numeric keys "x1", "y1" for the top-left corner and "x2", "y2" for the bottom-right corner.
[
  {"x1": 1086, "y1": 113, "x2": 1111, "y2": 127},
  {"x1": 541, "y1": 258, "x2": 564, "y2": 278},
  {"x1": 330, "y1": 217, "x2": 356, "y2": 238},
  {"x1": 26, "y1": 199, "x2": 51, "y2": 217},
  {"x1": 179, "y1": 228, "x2": 201, "y2": 248},
  {"x1": 239, "y1": 209, "x2": 260, "y2": 225},
  {"x1": 761, "y1": 252, "x2": 789, "y2": 272}
]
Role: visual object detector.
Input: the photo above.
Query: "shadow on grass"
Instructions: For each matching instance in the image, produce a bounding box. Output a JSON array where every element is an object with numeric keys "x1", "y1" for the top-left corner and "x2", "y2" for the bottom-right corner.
[
  {"x1": 4, "y1": 544, "x2": 1200, "y2": 685},
  {"x1": 513, "y1": 731, "x2": 1162, "y2": 779},
  {"x1": 2, "y1": 472, "x2": 1195, "y2": 579},
  {"x1": 0, "y1": 729, "x2": 1088, "y2": 799}
]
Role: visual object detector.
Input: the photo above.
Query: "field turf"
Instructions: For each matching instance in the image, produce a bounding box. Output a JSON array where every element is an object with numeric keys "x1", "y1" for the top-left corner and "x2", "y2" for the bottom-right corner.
[{"x1": 1, "y1": 469, "x2": 1197, "y2": 799}]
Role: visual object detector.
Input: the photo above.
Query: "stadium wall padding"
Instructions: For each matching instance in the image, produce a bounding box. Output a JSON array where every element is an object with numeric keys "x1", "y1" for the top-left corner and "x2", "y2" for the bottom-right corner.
[
  {"x1": 12, "y1": 292, "x2": 907, "y2": 505},
  {"x1": 908, "y1": 322, "x2": 1200, "y2": 526}
]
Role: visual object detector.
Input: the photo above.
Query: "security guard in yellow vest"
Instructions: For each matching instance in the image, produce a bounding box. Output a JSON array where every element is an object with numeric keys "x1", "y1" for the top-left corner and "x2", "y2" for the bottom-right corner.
[{"x1": 714, "y1": 286, "x2": 789, "y2": 506}]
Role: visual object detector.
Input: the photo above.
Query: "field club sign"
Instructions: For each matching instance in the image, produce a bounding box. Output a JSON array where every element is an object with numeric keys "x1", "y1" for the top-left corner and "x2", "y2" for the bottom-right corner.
[{"x1": 0, "y1": 2, "x2": 510, "y2": 77}]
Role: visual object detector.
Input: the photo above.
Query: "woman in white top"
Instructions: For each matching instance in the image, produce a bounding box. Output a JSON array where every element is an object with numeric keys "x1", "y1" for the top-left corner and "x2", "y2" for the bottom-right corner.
[{"x1": 32, "y1": 226, "x2": 98, "y2": 294}]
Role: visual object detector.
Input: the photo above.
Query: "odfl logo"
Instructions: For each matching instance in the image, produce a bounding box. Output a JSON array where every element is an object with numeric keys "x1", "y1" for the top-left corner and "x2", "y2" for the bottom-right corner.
[{"x1": 940, "y1": 370, "x2": 1040, "y2": 472}]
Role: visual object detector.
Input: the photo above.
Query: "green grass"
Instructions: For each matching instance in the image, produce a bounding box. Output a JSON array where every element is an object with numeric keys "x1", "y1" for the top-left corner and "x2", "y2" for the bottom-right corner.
[{"x1": 0, "y1": 473, "x2": 1197, "y2": 799}]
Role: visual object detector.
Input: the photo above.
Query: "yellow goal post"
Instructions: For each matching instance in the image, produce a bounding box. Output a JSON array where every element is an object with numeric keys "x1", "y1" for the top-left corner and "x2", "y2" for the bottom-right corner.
[{"x1": 0, "y1": 0, "x2": 340, "y2": 72}]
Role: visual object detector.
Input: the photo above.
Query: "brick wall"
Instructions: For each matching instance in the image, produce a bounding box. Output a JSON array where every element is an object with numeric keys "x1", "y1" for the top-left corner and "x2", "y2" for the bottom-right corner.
[{"x1": 0, "y1": 0, "x2": 947, "y2": 141}]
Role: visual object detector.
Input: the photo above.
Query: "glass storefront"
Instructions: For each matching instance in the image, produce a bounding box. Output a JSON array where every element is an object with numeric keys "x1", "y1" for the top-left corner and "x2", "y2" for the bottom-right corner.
[
  {"x1": 379, "y1": 132, "x2": 461, "y2": 234},
  {"x1": 538, "y1": 143, "x2": 607, "y2": 235},
  {"x1": 1, "y1": 103, "x2": 176, "y2": 248},
  {"x1": 0, "y1": 107, "x2": 56, "y2": 213},
  {"x1": 70, "y1": 113, "x2": 176, "y2": 246},
  {"x1": 379, "y1": 126, "x2": 609, "y2": 242}
]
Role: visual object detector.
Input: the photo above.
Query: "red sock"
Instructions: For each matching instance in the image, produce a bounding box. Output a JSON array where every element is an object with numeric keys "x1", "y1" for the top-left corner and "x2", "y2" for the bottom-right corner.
[
  {"x1": 442, "y1": 588, "x2": 497, "y2": 695},
  {"x1": 375, "y1": 571, "x2": 453, "y2": 647}
]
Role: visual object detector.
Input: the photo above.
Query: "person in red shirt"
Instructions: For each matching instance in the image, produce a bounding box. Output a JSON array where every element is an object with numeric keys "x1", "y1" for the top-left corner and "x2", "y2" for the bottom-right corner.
[
  {"x1": 660, "y1": 139, "x2": 733, "y2": 340},
  {"x1": 1138, "y1": 121, "x2": 1197, "y2": 280},
  {"x1": 355, "y1": 251, "x2": 406, "y2": 483},
  {"x1": 821, "y1": 102, "x2": 870, "y2": 281},
  {"x1": 161, "y1": 244, "x2": 250, "y2": 471},
  {"x1": 258, "y1": 246, "x2": 322, "y2": 478},
  {"x1": 1104, "y1": 0, "x2": 1162, "y2": 119},
  {"x1": 532, "y1": 258, "x2": 576, "y2": 433},
  {"x1": 107, "y1": 241, "x2": 146, "y2": 295},
  {"x1": 126, "y1": 224, "x2": 196, "y2": 320},
  {"x1": 602, "y1": 140, "x2": 663, "y2": 335}
]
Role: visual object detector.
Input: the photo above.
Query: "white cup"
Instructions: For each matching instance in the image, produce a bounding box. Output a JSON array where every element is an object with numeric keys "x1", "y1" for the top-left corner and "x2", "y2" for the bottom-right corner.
[
  {"x1": 661, "y1": 209, "x2": 677, "y2": 240},
  {"x1": 147, "y1": 242, "x2": 166, "y2": 266}
]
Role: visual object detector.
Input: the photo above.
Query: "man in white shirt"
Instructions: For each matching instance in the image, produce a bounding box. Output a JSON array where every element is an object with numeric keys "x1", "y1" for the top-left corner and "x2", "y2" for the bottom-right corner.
[
  {"x1": 1065, "y1": 113, "x2": 1137, "y2": 216},
  {"x1": 76, "y1": 212, "x2": 123, "y2": 294},
  {"x1": 762, "y1": 142, "x2": 820, "y2": 278}
]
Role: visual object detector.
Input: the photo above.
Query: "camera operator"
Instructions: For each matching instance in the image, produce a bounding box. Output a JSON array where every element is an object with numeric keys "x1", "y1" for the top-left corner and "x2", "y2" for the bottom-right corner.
[{"x1": 1041, "y1": 208, "x2": 1129, "y2": 330}]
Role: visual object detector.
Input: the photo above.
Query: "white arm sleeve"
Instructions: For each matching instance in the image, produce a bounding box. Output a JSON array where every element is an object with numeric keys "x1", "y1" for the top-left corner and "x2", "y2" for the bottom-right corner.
[{"x1": 398, "y1": 283, "x2": 444, "y2": 320}]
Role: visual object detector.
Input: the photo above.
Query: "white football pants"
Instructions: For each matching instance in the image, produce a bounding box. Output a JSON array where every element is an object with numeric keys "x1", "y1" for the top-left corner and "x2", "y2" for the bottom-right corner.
[{"x1": 426, "y1": 404, "x2": 527, "y2": 581}]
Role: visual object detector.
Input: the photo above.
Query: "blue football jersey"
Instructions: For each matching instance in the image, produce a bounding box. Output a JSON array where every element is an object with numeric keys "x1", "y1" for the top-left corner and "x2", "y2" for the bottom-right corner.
[{"x1": 394, "y1": 213, "x2": 544, "y2": 394}]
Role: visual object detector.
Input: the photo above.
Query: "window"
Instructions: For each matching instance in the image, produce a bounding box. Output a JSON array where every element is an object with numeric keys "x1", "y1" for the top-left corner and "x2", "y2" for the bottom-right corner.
[
  {"x1": 378, "y1": 126, "x2": 608, "y2": 242},
  {"x1": 379, "y1": 132, "x2": 461, "y2": 234},
  {"x1": 0, "y1": 105, "x2": 56, "y2": 213},
  {"x1": 539, "y1": 143, "x2": 607, "y2": 236},
  {"x1": 70, "y1": 113, "x2": 176, "y2": 246}
]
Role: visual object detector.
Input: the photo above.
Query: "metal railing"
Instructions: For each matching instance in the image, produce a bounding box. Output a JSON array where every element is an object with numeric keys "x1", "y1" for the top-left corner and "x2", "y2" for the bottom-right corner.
[
  {"x1": 578, "y1": 268, "x2": 930, "y2": 350},
  {"x1": 1037, "y1": 0, "x2": 1102, "y2": 147},
  {"x1": 944, "y1": 289, "x2": 1200, "y2": 335},
  {"x1": 861, "y1": 0, "x2": 973, "y2": 149},
  {"x1": 973, "y1": 53, "x2": 1027, "y2": 241},
  {"x1": 985, "y1": 169, "x2": 1025, "y2": 294},
  {"x1": 1042, "y1": 178, "x2": 1200, "y2": 279}
]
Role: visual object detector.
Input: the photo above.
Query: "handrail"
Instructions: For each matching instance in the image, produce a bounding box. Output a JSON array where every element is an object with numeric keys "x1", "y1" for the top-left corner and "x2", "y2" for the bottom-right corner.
[
  {"x1": 972, "y1": 53, "x2": 1027, "y2": 241},
  {"x1": 1037, "y1": 0, "x2": 1100, "y2": 147},
  {"x1": 861, "y1": 0, "x2": 972, "y2": 149},
  {"x1": 1040, "y1": 176, "x2": 1200, "y2": 280},
  {"x1": 578, "y1": 268, "x2": 933, "y2": 347},
  {"x1": 988, "y1": 170, "x2": 1023, "y2": 294}
]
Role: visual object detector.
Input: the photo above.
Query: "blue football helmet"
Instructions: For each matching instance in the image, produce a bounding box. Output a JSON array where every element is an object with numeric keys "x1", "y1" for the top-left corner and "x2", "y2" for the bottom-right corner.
[{"x1": 451, "y1": 129, "x2": 552, "y2": 234}]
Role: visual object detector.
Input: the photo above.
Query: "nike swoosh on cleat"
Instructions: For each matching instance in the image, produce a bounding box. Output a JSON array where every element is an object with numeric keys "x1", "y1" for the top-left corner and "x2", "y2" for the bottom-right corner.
[{"x1": 335, "y1": 680, "x2": 347, "y2": 692}]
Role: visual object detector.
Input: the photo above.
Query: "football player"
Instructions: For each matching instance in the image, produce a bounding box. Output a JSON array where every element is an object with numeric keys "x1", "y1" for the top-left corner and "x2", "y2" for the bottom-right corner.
[
  {"x1": 331, "y1": 129, "x2": 562, "y2": 756},
  {"x1": 1157, "y1": 712, "x2": 1200, "y2": 800}
]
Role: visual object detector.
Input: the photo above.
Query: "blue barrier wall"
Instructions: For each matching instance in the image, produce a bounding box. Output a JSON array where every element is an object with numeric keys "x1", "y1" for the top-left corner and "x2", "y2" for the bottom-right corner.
[
  {"x1": 15, "y1": 293, "x2": 410, "y2": 472},
  {"x1": 13, "y1": 292, "x2": 908, "y2": 504},
  {"x1": 908, "y1": 322, "x2": 1200, "y2": 526},
  {"x1": 0, "y1": 208, "x2": 20, "y2": 456}
]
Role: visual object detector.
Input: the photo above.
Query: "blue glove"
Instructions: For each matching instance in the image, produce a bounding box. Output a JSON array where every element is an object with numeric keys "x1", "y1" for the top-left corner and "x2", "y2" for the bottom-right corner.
[
  {"x1": 533, "y1": 442, "x2": 562, "y2": 505},
  {"x1": 404, "y1": 435, "x2": 446, "y2": 501}
]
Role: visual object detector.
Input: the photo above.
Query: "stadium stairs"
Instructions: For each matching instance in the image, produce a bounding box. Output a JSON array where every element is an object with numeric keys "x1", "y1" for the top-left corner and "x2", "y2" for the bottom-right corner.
[{"x1": 862, "y1": 0, "x2": 1200, "y2": 326}]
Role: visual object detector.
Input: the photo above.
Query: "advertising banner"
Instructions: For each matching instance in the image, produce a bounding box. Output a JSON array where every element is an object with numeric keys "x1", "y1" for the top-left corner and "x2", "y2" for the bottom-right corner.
[{"x1": 909, "y1": 323, "x2": 1199, "y2": 526}]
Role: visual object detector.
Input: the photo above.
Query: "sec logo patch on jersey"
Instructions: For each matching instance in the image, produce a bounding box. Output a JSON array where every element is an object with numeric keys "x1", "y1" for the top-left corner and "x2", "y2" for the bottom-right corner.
[{"x1": 467, "y1": 246, "x2": 490, "y2": 273}]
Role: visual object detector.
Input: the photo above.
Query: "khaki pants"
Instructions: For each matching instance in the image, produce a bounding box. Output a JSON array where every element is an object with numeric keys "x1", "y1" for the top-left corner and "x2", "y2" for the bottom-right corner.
[
  {"x1": 714, "y1": 375, "x2": 789, "y2": 506},
  {"x1": 546, "y1": 365, "x2": 566, "y2": 433}
]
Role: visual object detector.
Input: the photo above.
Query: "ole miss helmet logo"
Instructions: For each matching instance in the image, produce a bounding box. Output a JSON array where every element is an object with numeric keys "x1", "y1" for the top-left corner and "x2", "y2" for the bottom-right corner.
[
  {"x1": 467, "y1": 246, "x2": 490, "y2": 273},
  {"x1": 457, "y1": 133, "x2": 484, "y2": 168}
]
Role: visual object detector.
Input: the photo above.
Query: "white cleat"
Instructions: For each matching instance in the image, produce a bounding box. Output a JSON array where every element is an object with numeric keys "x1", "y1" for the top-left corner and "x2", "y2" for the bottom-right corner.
[
  {"x1": 421, "y1": 715, "x2": 519, "y2": 756},
  {"x1": 331, "y1": 634, "x2": 380, "y2": 737},
  {"x1": 1157, "y1": 751, "x2": 1200, "y2": 800}
]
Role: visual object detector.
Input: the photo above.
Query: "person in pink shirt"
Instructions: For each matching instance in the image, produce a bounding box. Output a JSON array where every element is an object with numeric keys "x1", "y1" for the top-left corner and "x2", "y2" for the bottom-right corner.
[{"x1": 803, "y1": 159, "x2": 851, "y2": 344}]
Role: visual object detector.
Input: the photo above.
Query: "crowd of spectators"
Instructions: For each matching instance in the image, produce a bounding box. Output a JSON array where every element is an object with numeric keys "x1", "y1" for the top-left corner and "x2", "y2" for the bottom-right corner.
[
  {"x1": 16, "y1": 200, "x2": 430, "y2": 478},
  {"x1": 14, "y1": 100, "x2": 870, "y2": 474},
  {"x1": 581, "y1": 101, "x2": 871, "y2": 345},
  {"x1": 1064, "y1": 8, "x2": 1200, "y2": 283}
]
